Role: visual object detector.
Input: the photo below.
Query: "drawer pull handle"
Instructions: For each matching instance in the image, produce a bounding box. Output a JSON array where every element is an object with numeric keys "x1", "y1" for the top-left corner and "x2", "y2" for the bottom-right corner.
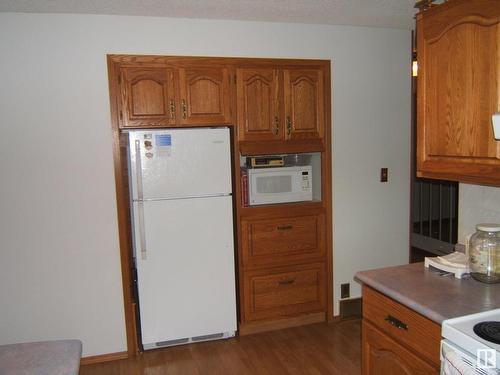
[
  {"x1": 278, "y1": 279, "x2": 295, "y2": 285},
  {"x1": 384, "y1": 315, "x2": 408, "y2": 330},
  {"x1": 277, "y1": 225, "x2": 293, "y2": 231}
]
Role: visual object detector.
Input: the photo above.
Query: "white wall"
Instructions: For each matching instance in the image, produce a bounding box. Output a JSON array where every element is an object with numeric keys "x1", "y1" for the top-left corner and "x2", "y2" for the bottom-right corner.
[
  {"x1": 0, "y1": 12, "x2": 411, "y2": 356},
  {"x1": 458, "y1": 184, "x2": 500, "y2": 244}
]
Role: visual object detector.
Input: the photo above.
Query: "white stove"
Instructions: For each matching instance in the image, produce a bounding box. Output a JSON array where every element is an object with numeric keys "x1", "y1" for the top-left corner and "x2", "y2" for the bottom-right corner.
[{"x1": 442, "y1": 309, "x2": 500, "y2": 375}]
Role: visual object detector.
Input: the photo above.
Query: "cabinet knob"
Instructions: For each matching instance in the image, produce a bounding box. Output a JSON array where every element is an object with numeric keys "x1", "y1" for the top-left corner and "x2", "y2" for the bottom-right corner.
[
  {"x1": 274, "y1": 116, "x2": 279, "y2": 135},
  {"x1": 277, "y1": 225, "x2": 293, "y2": 231},
  {"x1": 182, "y1": 99, "x2": 187, "y2": 119},
  {"x1": 169, "y1": 100, "x2": 176, "y2": 119},
  {"x1": 286, "y1": 116, "x2": 292, "y2": 136},
  {"x1": 278, "y1": 279, "x2": 295, "y2": 285}
]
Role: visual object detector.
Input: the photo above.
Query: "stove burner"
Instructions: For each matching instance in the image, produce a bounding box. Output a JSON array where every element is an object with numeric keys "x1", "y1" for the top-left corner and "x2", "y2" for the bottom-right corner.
[{"x1": 473, "y1": 321, "x2": 500, "y2": 345}]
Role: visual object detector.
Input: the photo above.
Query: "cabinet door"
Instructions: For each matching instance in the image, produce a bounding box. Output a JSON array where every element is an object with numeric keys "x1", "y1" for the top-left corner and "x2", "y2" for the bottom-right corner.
[
  {"x1": 178, "y1": 67, "x2": 231, "y2": 125},
  {"x1": 236, "y1": 68, "x2": 281, "y2": 141},
  {"x1": 284, "y1": 68, "x2": 324, "y2": 141},
  {"x1": 241, "y1": 214, "x2": 325, "y2": 268},
  {"x1": 243, "y1": 263, "x2": 326, "y2": 321},
  {"x1": 119, "y1": 68, "x2": 176, "y2": 128},
  {"x1": 362, "y1": 321, "x2": 438, "y2": 375},
  {"x1": 417, "y1": 1, "x2": 500, "y2": 185}
]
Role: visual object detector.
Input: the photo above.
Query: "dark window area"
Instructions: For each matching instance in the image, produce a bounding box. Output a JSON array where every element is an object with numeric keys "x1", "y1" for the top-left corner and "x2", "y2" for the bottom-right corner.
[{"x1": 410, "y1": 179, "x2": 458, "y2": 263}]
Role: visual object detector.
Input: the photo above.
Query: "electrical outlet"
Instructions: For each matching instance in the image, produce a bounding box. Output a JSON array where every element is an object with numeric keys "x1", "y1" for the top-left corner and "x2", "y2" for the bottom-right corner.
[
  {"x1": 341, "y1": 283, "x2": 350, "y2": 299},
  {"x1": 380, "y1": 168, "x2": 388, "y2": 182}
]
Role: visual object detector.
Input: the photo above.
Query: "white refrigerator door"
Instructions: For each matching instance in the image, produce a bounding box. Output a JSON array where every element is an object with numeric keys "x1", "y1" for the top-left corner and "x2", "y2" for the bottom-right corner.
[
  {"x1": 134, "y1": 195, "x2": 237, "y2": 347},
  {"x1": 129, "y1": 128, "x2": 232, "y2": 200}
]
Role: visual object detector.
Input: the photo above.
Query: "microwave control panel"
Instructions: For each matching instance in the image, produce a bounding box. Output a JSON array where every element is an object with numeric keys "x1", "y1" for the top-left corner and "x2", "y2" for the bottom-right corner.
[{"x1": 302, "y1": 172, "x2": 310, "y2": 190}]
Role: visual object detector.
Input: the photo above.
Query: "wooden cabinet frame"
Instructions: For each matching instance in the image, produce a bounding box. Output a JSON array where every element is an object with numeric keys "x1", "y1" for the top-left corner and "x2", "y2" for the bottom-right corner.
[{"x1": 107, "y1": 54, "x2": 332, "y2": 356}]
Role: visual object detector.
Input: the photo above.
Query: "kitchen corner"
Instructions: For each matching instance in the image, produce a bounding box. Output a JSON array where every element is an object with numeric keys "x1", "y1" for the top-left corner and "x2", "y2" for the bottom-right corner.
[{"x1": 356, "y1": 262, "x2": 500, "y2": 374}]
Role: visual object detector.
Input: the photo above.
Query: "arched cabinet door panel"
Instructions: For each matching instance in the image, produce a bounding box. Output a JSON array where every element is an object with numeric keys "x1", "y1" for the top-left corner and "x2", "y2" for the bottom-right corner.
[
  {"x1": 416, "y1": 0, "x2": 500, "y2": 185},
  {"x1": 178, "y1": 67, "x2": 231, "y2": 125},
  {"x1": 119, "y1": 68, "x2": 177, "y2": 128},
  {"x1": 284, "y1": 68, "x2": 324, "y2": 141},
  {"x1": 236, "y1": 68, "x2": 281, "y2": 141},
  {"x1": 362, "y1": 321, "x2": 438, "y2": 375}
]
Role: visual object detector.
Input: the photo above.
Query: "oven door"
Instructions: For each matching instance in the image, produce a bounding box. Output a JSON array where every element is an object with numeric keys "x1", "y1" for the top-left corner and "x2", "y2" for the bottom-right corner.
[{"x1": 441, "y1": 340, "x2": 498, "y2": 375}]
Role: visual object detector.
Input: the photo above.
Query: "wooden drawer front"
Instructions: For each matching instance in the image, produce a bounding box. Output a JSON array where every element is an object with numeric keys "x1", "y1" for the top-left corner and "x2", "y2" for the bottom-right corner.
[
  {"x1": 241, "y1": 214, "x2": 325, "y2": 268},
  {"x1": 244, "y1": 264, "x2": 326, "y2": 321},
  {"x1": 362, "y1": 286, "x2": 441, "y2": 368}
]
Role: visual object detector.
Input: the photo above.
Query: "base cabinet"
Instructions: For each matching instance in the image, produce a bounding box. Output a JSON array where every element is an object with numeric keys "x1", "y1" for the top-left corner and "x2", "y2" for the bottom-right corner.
[
  {"x1": 241, "y1": 213, "x2": 325, "y2": 268},
  {"x1": 361, "y1": 286, "x2": 440, "y2": 375},
  {"x1": 243, "y1": 263, "x2": 326, "y2": 322},
  {"x1": 239, "y1": 209, "x2": 329, "y2": 331}
]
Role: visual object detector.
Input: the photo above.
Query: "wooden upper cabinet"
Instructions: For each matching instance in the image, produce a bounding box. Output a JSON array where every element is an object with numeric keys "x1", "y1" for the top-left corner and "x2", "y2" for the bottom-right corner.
[
  {"x1": 178, "y1": 67, "x2": 231, "y2": 125},
  {"x1": 237, "y1": 68, "x2": 281, "y2": 141},
  {"x1": 416, "y1": 0, "x2": 500, "y2": 185},
  {"x1": 118, "y1": 65, "x2": 231, "y2": 128},
  {"x1": 111, "y1": 57, "x2": 329, "y2": 154},
  {"x1": 236, "y1": 65, "x2": 326, "y2": 149},
  {"x1": 284, "y1": 68, "x2": 324, "y2": 141},
  {"x1": 119, "y1": 67, "x2": 177, "y2": 128}
]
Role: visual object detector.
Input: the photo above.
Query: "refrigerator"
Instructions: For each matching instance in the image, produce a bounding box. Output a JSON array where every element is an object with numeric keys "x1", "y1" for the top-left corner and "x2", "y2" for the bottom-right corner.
[{"x1": 127, "y1": 127, "x2": 237, "y2": 350}]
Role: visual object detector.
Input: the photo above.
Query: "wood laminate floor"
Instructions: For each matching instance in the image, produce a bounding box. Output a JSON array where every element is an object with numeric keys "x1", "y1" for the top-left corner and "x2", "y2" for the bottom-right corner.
[{"x1": 80, "y1": 320, "x2": 361, "y2": 375}]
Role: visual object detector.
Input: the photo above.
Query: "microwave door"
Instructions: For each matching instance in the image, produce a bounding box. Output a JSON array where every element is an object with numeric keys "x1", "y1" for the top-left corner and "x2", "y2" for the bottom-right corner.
[{"x1": 248, "y1": 166, "x2": 312, "y2": 206}]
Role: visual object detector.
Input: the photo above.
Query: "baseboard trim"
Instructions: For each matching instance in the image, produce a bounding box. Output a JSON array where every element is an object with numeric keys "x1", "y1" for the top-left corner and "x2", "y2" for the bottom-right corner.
[
  {"x1": 80, "y1": 351, "x2": 128, "y2": 365},
  {"x1": 239, "y1": 312, "x2": 326, "y2": 336}
]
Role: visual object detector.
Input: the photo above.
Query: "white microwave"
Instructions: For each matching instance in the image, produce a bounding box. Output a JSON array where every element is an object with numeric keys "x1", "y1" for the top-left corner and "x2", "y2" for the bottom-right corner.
[{"x1": 248, "y1": 166, "x2": 312, "y2": 206}]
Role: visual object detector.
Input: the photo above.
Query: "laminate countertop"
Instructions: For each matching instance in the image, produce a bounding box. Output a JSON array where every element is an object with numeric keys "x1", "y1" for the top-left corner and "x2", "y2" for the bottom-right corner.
[{"x1": 355, "y1": 262, "x2": 500, "y2": 324}]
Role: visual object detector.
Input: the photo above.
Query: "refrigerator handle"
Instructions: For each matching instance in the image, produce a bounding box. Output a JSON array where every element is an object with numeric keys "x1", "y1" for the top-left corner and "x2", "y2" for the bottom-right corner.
[
  {"x1": 135, "y1": 140, "x2": 147, "y2": 260},
  {"x1": 135, "y1": 140, "x2": 144, "y2": 201}
]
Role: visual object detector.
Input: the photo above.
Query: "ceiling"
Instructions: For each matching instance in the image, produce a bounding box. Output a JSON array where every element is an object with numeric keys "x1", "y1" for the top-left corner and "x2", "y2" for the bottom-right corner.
[{"x1": 0, "y1": 0, "x2": 418, "y2": 29}]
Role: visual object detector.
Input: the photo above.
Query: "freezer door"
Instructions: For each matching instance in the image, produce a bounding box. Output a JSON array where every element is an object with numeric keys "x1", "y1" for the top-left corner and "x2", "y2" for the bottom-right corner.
[
  {"x1": 133, "y1": 196, "x2": 237, "y2": 347},
  {"x1": 129, "y1": 128, "x2": 232, "y2": 200}
]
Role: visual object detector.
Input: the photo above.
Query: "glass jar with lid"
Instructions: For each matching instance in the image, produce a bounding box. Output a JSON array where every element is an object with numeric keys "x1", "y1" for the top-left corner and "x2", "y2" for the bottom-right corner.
[{"x1": 469, "y1": 223, "x2": 500, "y2": 283}]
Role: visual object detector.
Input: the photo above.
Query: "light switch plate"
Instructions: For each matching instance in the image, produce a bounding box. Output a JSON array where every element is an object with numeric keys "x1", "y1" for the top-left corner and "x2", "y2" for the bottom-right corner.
[{"x1": 493, "y1": 113, "x2": 500, "y2": 140}]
